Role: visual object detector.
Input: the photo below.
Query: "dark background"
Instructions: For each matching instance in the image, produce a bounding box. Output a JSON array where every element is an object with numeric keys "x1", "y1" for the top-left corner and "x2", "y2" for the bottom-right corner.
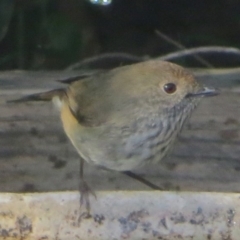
[{"x1": 1, "y1": 0, "x2": 240, "y2": 70}]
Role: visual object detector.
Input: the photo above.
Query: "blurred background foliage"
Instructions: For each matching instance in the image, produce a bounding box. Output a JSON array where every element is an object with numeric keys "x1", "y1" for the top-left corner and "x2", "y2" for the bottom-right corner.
[{"x1": 0, "y1": 0, "x2": 240, "y2": 70}]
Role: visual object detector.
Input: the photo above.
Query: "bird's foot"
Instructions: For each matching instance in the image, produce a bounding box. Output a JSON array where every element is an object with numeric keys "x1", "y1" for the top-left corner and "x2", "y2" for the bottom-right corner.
[{"x1": 78, "y1": 180, "x2": 97, "y2": 222}]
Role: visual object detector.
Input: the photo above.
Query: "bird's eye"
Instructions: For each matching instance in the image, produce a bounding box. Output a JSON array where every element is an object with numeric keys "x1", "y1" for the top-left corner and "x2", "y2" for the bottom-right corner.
[{"x1": 163, "y1": 83, "x2": 177, "y2": 94}]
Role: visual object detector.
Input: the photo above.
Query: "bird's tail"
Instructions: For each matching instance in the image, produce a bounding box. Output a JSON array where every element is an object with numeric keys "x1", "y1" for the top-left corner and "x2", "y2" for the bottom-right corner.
[{"x1": 7, "y1": 88, "x2": 66, "y2": 103}]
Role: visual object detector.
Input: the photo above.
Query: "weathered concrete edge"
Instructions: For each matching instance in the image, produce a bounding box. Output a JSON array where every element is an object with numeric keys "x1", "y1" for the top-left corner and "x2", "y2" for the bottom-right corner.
[{"x1": 0, "y1": 191, "x2": 239, "y2": 239}]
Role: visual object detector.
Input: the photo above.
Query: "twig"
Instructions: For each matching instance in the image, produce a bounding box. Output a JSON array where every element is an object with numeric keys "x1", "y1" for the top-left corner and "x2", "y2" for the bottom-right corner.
[
  {"x1": 155, "y1": 30, "x2": 213, "y2": 68},
  {"x1": 66, "y1": 53, "x2": 145, "y2": 71},
  {"x1": 158, "y1": 46, "x2": 240, "y2": 62}
]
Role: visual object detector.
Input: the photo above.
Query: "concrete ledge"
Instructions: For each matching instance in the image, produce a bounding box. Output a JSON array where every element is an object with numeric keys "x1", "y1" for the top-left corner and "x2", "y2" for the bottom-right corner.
[{"x1": 0, "y1": 191, "x2": 239, "y2": 239}]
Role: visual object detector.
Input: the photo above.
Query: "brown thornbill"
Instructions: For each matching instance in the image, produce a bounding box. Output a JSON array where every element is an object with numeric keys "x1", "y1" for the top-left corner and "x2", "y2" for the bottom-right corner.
[{"x1": 10, "y1": 60, "x2": 218, "y2": 215}]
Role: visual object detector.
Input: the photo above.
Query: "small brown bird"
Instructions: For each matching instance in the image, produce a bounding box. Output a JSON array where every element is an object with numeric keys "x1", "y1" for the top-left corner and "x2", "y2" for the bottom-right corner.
[{"x1": 11, "y1": 60, "x2": 217, "y2": 214}]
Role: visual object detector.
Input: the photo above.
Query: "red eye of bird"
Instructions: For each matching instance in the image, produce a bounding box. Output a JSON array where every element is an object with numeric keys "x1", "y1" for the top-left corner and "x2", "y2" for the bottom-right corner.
[{"x1": 163, "y1": 83, "x2": 177, "y2": 94}]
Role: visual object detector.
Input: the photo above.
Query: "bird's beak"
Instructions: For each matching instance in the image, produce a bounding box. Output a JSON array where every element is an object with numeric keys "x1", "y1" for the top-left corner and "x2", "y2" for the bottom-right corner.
[{"x1": 186, "y1": 87, "x2": 219, "y2": 98}]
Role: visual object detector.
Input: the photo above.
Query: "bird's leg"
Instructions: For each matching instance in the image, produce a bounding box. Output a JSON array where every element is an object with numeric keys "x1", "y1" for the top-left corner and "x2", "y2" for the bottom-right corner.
[
  {"x1": 78, "y1": 158, "x2": 96, "y2": 221},
  {"x1": 122, "y1": 171, "x2": 163, "y2": 190}
]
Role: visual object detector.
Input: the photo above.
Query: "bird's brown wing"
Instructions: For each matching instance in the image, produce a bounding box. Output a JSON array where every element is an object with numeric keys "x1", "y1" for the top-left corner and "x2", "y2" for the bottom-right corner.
[
  {"x1": 64, "y1": 65, "x2": 150, "y2": 128},
  {"x1": 65, "y1": 73, "x2": 116, "y2": 127}
]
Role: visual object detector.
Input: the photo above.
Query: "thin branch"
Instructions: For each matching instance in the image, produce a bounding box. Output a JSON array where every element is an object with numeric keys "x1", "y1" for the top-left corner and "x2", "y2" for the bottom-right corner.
[
  {"x1": 158, "y1": 46, "x2": 240, "y2": 62},
  {"x1": 66, "y1": 53, "x2": 144, "y2": 71},
  {"x1": 155, "y1": 30, "x2": 214, "y2": 68}
]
